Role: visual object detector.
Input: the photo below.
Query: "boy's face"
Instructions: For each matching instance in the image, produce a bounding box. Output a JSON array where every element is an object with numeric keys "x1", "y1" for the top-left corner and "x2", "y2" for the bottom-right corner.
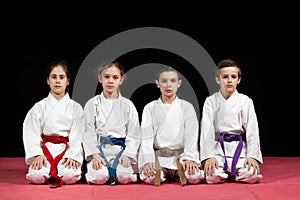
[
  {"x1": 215, "y1": 66, "x2": 241, "y2": 99},
  {"x1": 155, "y1": 71, "x2": 181, "y2": 99}
]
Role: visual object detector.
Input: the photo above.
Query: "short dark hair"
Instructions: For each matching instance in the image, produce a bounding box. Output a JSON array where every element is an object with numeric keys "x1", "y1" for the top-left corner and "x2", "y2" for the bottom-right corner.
[{"x1": 215, "y1": 59, "x2": 242, "y2": 77}]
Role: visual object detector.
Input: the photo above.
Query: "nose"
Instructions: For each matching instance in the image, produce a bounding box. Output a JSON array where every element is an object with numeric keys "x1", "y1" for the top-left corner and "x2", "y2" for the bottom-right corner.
[
  {"x1": 166, "y1": 80, "x2": 172, "y2": 87},
  {"x1": 108, "y1": 77, "x2": 114, "y2": 83}
]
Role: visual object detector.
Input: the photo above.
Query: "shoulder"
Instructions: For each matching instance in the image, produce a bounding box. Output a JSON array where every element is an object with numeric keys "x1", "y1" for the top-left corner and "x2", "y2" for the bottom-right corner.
[
  {"x1": 235, "y1": 93, "x2": 254, "y2": 105},
  {"x1": 178, "y1": 98, "x2": 193, "y2": 107},
  {"x1": 119, "y1": 96, "x2": 135, "y2": 107},
  {"x1": 84, "y1": 95, "x2": 99, "y2": 106},
  {"x1": 144, "y1": 99, "x2": 158, "y2": 109},
  {"x1": 32, "y1": 97, "x2": 48, "y2": 109},
  {"x1": 25, "y1": 97, "x2": 47, "y2": 118},
  {"x1": 70, "y1": 99, "x2": 84, "y2": 110},
  {"x1": 239, "y1": 94, "x2": 256, "y2": 111},
  {"x1": 178, "y1": 99, "x2": 196, "y2": 114},
  {"x1": 119, "y1": 96, "x2": 132, "y2": 104},
  {"x1": 118, "y1": 96, "x2": 139, "y2": 113},
  {"x1": 140, "y1": 100, "x2": 158, "y2": 114},
  {"x1": 205, "y1": 92, "x2": 218, "y2": 101},
  {"x1": 237, "y1": 92, "x2": 252, "y2": 100},
  {"x1": 83, "y1": 95, "x2": 100, "y2": 112},
  {"x1": 204, "y1": 91, "x2": 227, "y2": 105},
  {"x1": 201, "y1": 92, "x2": 220, "y2": 110}
]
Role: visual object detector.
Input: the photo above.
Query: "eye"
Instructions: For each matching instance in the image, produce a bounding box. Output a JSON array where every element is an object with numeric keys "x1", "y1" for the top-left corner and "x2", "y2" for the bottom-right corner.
[
  {"x1": 159, "y1": 78, "x2": 167, "y2": 83},
  {"x1": 222, "y1": 75, "x2": 228, "y2": 79},
  {"x1": 171, "y1": 79, "x2": 177, "y2": 83}
]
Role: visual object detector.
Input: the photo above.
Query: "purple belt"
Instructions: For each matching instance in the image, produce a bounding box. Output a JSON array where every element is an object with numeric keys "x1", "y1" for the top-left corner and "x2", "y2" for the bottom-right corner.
[{"x1": 218, "y1": 132, "x2": 243, "y2": 176}]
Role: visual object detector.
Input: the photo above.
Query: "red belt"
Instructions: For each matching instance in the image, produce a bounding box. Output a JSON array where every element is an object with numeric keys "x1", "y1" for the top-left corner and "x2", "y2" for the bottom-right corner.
[{"x1": 42, "y1": 135, "x2": 69, "y2": 188}]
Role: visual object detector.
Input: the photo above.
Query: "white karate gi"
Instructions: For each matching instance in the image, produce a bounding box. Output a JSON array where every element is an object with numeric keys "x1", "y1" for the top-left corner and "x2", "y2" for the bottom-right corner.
[
  {"x1": 200, "y1": 90, "x2": 263, "y2": 184},
  {"x1": 23, "y1": 93, "x2": 84, "y2": 184},
  {"x1": 83, "y1": 92, "x2": 141, "y2": 184},
  {"x1": 139, "y1": 97, "x2": 204, "y2": 184}
]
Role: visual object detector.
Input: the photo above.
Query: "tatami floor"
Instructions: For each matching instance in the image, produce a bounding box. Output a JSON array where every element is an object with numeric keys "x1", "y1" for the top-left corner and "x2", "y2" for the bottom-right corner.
[{"x1": 0, "y1": 157, "x2": 299, "y2": 200}]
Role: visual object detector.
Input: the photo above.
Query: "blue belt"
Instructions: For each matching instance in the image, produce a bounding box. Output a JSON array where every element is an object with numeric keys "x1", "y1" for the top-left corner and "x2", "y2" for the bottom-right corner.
[{"x1": 98, "y1": 136, "x2": 126, "y2": 185}]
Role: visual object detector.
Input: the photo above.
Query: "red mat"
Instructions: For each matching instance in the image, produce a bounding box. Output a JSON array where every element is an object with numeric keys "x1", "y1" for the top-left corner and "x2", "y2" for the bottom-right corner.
[{"x1": 0, "y1": 157, "x2": 299, "y2": 200}]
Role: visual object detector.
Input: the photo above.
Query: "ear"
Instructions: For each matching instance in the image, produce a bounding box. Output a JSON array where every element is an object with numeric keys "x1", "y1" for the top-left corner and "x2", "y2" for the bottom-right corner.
[
  {"x1": 47, "y1": 79, "x2": 50, "y2": 85},
  {"x1": 119, "y1": 76, "x2": 124, "y2": 85},
  {"x1": 237, "y1": 76, "x2": 241, "y2": 84},
  {"x1": 177, "y1": 79, "x2": 182, "y2": 88},
  {"x1": 155, "y1": 80, "x2": 159, "y2": 88},
  {"x1": 98, "y1": 76, "x2": 102, "y2": 84},
  {"x1": 215, "y1": 76, "x2": 220, "y2": 84}
]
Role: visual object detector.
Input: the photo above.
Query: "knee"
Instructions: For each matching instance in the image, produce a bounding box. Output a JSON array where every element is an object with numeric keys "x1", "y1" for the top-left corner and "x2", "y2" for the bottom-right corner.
[
  {"x1": 139, "y1": 170, "x2": 166, "y2": 185},
  {"x1": 235, "y1": 167, "x2": 263, "y2": 183},
  {"x1": 140, "y1": 173, "x2": 155, "y2": 185},
  {"x1": 59, "y1": 167, "x2": 82, "y2": 184},
  {"x1": 86, "y1": 168, "x2": 109, "y2": 184},
  {"x1": 117, "y1": 173, "x2": 137, "y2": 184},
  {"x1": 205, "y1": 175, "x2": 222, "y2": 184},
  {"x1": 27, "y1": 167, "x2": 50, "y2": 184},
  {"x1": 185, "y1": 170, "x2": 205, "y2": 184},
  {"x1": 205, "y1": 168, "x2": 228, "y2": 184}
]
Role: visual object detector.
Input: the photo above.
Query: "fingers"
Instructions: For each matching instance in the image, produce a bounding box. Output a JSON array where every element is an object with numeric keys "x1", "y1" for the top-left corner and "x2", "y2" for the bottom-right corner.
[
  {"x1": 245, "y1": 158, "x2": 260, "y2": 174},
  {"x1": 61, "y1": 158, "x2": 67, "y2": 165},
  {"x1": 69, "y1": 160, "x2": 79, "y2": 169},
  {"x1": 144, "y1": 169, "x2": 154, "y2": 177},
  {"x1": 42, "y1": 157, "x2": 47, "y2": 167},
  {"x1": 204, "y1": 159, "x2": 218, "y2": 177},
  {"x1": 32, "y1": 156, "x2": 79, "y2": 170},
  {"x1": 204, "y1": 163, "x2": 214, "y2": 176},
  {"x1": 31, "y1": 156, "x2": 44, "y2": 170},
  {"x1": 183, "y1": 161, "x2": 199, "y2": 175},
  {"x1": 98, "y1": 155, "x2": 105, "y2": 166},
  {"x1": 119, "y1": 156, "x2": 131, "y2": 167},
  {"x1": 92, "y1": 159, "x2": 102, "y2": 170},
  {"x1": 143, "y1": 163, "x2": 155, "y2": 177},
  {"x1": 31, "y1": 160, "x2": 40, "y2": 170},
  {"x1": 63, "y1": 158, "x2": 79, "y2": 169},
  {"x1": 186, "y1": 165, "x2": 199, "y2": 175},
  {"x1": 248, "y1": 162, "x2": 260, "y2": 175}
]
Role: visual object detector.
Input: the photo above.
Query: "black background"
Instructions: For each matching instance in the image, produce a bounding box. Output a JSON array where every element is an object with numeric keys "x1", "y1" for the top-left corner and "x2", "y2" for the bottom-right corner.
[{"x1": 2, "y1": 4, "x2": 298, "y2": 157}]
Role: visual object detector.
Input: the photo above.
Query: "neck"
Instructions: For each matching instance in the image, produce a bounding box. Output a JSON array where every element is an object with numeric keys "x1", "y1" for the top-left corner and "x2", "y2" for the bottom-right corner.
[
  {"x1": 51, "y1": 91, "x2": 65, "y2": 101},
  {"x1": 103, "y1": 91, "x2": 119, "y2": 99},
  {"x1": 221, "y1": 90, "x2": 234, "y2": 100},
  {"x1": 161, "y1": 95, "x2": 176, "y2": 104}
]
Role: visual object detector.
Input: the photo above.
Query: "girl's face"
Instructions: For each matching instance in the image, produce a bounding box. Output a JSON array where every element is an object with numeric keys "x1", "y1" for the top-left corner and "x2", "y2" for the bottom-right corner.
[
  {"x1": 47, "y1": 66, "x2": 69, "y2": 99},
  {"x1": 215, "y1": 66, "x2": 241, "y2": 99},
  {"x1": 99, "y1": 65, "x2": 124, "y2": 98},
  {"x1": 155, "y1": 71, "x2": 181, "y2": 100}
]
